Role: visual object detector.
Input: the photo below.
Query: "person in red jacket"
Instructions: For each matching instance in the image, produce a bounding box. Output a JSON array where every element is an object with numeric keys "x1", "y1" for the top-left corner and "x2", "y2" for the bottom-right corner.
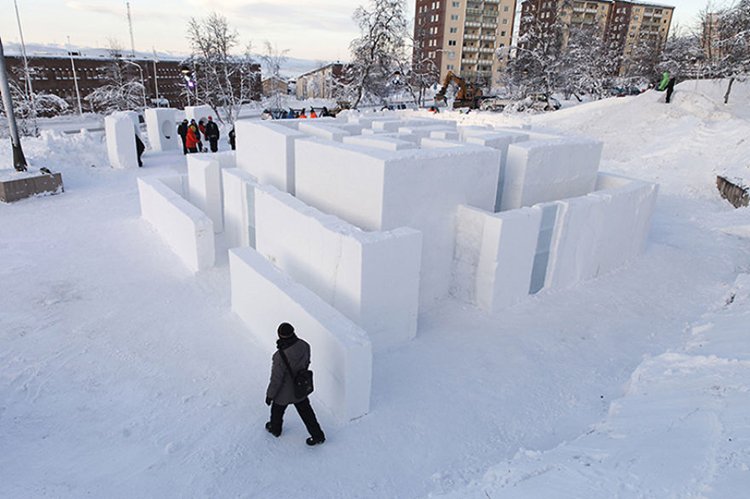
[
  {"x1": 186, "y1": 120, "x2": 200, "y2": 153},
  {"x1": 309, "y1": 107, "x2": 317, "y2": 118}
]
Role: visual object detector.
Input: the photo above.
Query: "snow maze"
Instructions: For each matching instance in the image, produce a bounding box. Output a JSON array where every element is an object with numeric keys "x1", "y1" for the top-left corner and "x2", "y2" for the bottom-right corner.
[{"x1": 135, "y1": 111, "x2": 658, "y2": 421}]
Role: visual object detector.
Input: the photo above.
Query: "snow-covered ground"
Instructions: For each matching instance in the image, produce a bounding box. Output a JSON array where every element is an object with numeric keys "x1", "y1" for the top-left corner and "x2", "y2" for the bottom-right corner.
[{"x1": 1, "y1": 80, "x2": 749, "y2": 498}]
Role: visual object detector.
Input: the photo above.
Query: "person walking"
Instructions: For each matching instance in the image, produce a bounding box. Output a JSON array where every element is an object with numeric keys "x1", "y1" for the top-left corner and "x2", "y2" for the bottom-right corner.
[
  {"x1": 186, "y1": 119, "x2": 200, "y2": 153},
  {"x1": 665, "y1": 75, "x2": 677, "y2": 104},
  {"x1": 135, "y1": 133, "x2": 145, "y2": 167},
  {"x1": 265, "y1": 322, "x2": 326, "y2": 446},
  {"x1": 177, "y1": 119, "x2": 189, "y2": 155},
  {"x1": 228, "y1": 127, "x2": 236, "y2": 150},
  {"x1": 205, "y1": 116, "x2": 221, "y2": 153}
]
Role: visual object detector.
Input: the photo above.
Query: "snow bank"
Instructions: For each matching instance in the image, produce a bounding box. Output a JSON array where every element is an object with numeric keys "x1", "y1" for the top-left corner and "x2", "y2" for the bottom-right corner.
[
  {"x1": 254, "y1": 187, "x2": 422, "y2": 351},
  {"x1": 229, "y1": 247, "x2": 372, "y2": 421},
  {"x1": 137, "y1": 176, "x2": 215, "y2": 272}
]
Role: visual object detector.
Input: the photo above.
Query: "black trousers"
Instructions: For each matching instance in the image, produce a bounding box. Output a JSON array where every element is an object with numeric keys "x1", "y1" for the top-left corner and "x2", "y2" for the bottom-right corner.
[
  {"x1": 269, "y1": 398, "x2": 324, "y2": 439},
  {"x1": 209, "y1": 139, "x2": 219, "y2": 152},
  {"x1": 666, "y1": 86, "x2": 674, "y2": 103}
]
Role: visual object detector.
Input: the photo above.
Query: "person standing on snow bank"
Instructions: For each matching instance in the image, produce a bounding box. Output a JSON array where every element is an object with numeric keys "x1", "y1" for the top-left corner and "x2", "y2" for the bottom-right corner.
[
  {"x1": 205, "y1": 116, "x2": 220, "y2": 152},
  {"x1": 665, "y1": 76, "x2": 676, "y2": 104},
  {"x1": 265, "y1": 322, "x2": 326, "y2": 446},
  {"x1": 177, "y1": 119, "x2": 189, "y2": 155}
]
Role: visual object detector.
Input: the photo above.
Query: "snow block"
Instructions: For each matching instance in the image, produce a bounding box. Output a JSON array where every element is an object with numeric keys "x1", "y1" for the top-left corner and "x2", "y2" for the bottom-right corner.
[
  {"x1": 229, "y1": 247, "x2": 372, "y2": 421},
  {"x1": 137, "y1": 176, "x2": 215, "y2": 272},
  {"x1": 454, "y1": 205, "x2": 542, "y2": 312},
  {"x1": 295, "y1": 139, "x2": 500, "y2": 309},
  {"x1": 397, "y1": 126, "x2": 457, "y2": 140},
  {"x1": 298, "y1": 122, "x2": 351, "y2": 142},
  {"x1": 501, "y1": 137, "x2": 603, "y2": 210},
  {"x1": 544, "y1": 173, "x2": 657, "y2": 290},
  {"x1": 419, "y1": 138, "x2": 463, "y2": 149},
  {"x1": 235, "y1": 121, "x2": 306, "y2": 195},
  {"x1": 187, "y1": 155, "x2": 225, "y2": 233},
  {"x1": 343, "y1": 135, "x2": 417, "y2": 151},
  {"x1": 222, "y1": 168, "x2": 262, "y2": 249},
  {"x1": 430, "y1": 129, "x2": 460, "y2": 141},
  {"x1": 466, "y1": 132, "x2": 519, "y2": 211},
  {"x1": 145, "y1": 108, "x2": 179, "y2": 152},
  {"x1": 254, "y1": 187, "x2": 422, "y2": 351},
  {"x1": 184, "y1": 105, "x2": 212, "y2": 125},
  {"x1": 105, "y1": 112, "x2": 139, "y2": 169}
]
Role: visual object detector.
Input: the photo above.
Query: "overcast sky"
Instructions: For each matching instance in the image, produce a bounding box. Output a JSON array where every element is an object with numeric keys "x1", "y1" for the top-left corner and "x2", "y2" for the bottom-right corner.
[{"x1": 0, "y1": 0, "x2": 715, "y2": 62}]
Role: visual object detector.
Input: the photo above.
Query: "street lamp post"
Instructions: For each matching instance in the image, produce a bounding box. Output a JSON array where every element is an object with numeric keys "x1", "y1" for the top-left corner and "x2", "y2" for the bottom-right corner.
[
  {"x1": 0, "y1": 36, "x2": 28, "y2": 172},
  {"x1": 122, "y1": 59, "x2": 147, "y2": 108}
]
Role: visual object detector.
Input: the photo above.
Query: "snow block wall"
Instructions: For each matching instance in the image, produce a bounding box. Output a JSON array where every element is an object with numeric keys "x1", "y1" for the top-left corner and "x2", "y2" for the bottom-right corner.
[
  {"x1": 543, "y1": 174, "x2": 658, "y2": 291},
  {"x1": 254, "y1": 187, "x2": 422, "y2": 351},
  {"x1": 454, "y1": 205, "x2": 543, "y2": 312},
  {"x1": 222, "y1": 168, "x2": 262, "y2": 249},
  {"x1": 465, "y1": 132, "x2": 520, "y2": 211},
  {"x1": 298, "y1": 122, "x2": 351, "y2": 142},
  {"x1": 343, "y1": 135, "x2": 417, "y2": 151},
  {"x1": 236, "y1": 121, "x2": 306, "y2": 195},
  {"x1": 501, "y1": 138, "x2": 603, "y2": 211},
  {"x1": 229, "y1": 247, "x2": 372, "y2": 421},
  {"x1": 105, "y1": 112, "x2": 139, "y2": 169},
  {"x1": 294, "y1": 139, "x2": 500, "y2": 310},
  {"x1": 187, "y1": 155, "x2": 225, "y2": 234},
  {"x1": 137, "y1": 176, "x2": 215, "y2": 272},
  {"x1": 145, "y1": 108, "x2": 178, "y2": 152}
]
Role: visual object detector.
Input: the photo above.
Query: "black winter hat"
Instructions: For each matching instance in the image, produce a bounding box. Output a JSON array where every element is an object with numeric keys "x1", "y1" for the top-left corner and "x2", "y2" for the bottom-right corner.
[{"x1": 277, "y1": 322, "x2": 295, "y2": 338}]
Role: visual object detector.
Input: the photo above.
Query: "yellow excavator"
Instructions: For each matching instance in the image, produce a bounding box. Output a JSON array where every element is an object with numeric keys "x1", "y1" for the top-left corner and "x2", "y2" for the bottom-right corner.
[{"x1": 434, "y1": 71, "x2": 484, "y2": 109}]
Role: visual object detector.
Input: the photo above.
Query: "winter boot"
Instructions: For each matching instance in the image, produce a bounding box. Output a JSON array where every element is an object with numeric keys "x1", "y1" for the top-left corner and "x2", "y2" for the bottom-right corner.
[
  {"x1": 306, "y1": 435, "x2": 325, "y2": 446},
  {"x1": 265, "y1": 422, "x2": 280, "y2": 437}
]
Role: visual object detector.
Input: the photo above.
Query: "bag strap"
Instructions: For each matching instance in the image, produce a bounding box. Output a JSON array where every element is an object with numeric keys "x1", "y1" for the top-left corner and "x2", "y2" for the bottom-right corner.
[{"x1": 278, "y1": 348, "x2": 296, "y2": 377}]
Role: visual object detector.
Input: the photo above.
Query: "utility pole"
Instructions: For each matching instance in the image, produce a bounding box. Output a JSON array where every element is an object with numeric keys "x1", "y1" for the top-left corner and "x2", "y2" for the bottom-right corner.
[
  {"x1": 126, "y1": 1, "x2": 136, "y2": 58},
  {"x1": 0, "y1": 37, "x2": 28, "y2": 172},
  {"x1": 152, "y1": 47, "x2": 160, "y2": 107},
  {"x1": 67, "y1": 36, "x2": 83, "y2": 116},
  {"x1": 13, "y1": 0, "x2": 37, "y2": 135}
]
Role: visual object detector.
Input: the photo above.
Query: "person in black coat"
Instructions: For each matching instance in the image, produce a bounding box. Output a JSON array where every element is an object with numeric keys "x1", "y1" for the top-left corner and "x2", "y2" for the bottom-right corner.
[
  {"x1": 135, "y1": 133, "x2": 145, "y2": 167},
  {"x1": 205, "y1": 116, "x2": 221, "y2": 152},
  {"x1": 228, "y1": 127, "x2": 236, "y2": 150},
  {"x1": 177, "y1": 119, "x2": 188, "y2": 155},
  {"x1": 265, "y1": 322, "x2": 325, "y2": 446},
  {"x1": 665, "y1": 76, "x2": 677, "y2": 104}
]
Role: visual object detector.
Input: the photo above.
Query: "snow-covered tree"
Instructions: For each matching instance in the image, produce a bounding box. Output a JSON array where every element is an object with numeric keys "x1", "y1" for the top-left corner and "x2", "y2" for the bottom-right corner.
[
  {"x1": 407, "y1": 25, "x2": 441, "y2": 107},
  {"x1": 84, "y1": 41, "x2": 145, "y2": 113},
  {"x1": 261, "y1": 41, "x2": 289, "y2": 110},
  {"x1": 560, "y1": 24, "x2": 620, "y2": 100},
  {"x1": 713, "y1": 0, "x2": 750, "y2": 102},
  {"x1": 345, "y1": 0, "x2": 410, "y2": 108},
  {"x1": 185, "y1": 13, "x2": 261, "y2": 124},
  {"x1": 503, "y1": 1, "x2": 570, "y2": 104}
]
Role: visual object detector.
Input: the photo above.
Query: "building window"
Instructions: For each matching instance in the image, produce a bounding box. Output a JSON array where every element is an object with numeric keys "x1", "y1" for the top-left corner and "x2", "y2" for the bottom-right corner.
[
  {"x1": 448, "y1": 40, "x2": 457, "y2": 46},
  {"x1": 451, "y1": 14, "x2": 458, "y2": 20},
  {"x1": 450, "y1": 27, "x2": 458, "y2": 33},
  {"x1": 452, "y1": 1, "x2": 459, "y2": 7}
]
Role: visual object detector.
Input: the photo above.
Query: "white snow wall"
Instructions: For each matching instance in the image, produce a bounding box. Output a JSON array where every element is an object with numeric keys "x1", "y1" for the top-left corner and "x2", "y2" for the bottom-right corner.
[
  {"x1": 294, "y1": 138, "x2": 500, "y2": 310},
  {"x1": 454, "y1": 205, "x2": 542, "y2": 312},
  {"x1": 229, "y1": 247, "x2": 372, "y2": 421},
  {"x1": 501, "y1": 138, "x2": 603, "y2": 210},
  {"x1": 544, "y1": 173, "x2": 658, "y2": 289},
  {"x1": 222, "y1": 168, "x2": 265, "y2": 249},
  {"x1": 254, "y1": 187, "x2": 422, "y2": 351},
  {"x1": 105, "y1": 112, "x2": 139, "y2": 169},
  {"x1": 187, "y1": 155, "x2": 236, "y2": 234},
  {"x1": 137, "y1": 176, "x2": 215, "y2": 272},
  {"x1": 145, "y1": 108, "x2": 179, "y2": 152},
  {"x1": 236, "y1": 121, "x2": 306, "y2": 195}
]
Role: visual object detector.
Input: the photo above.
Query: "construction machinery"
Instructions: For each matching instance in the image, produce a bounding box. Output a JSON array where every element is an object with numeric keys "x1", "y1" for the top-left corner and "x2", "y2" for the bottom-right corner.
[{"x1": 434, "y1": 71, "x2": 484, "y2": 109}]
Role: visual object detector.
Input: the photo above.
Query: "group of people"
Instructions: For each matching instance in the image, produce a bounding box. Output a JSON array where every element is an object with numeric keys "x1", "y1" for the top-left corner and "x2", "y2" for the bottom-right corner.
[{"x1": 177, "y1": 116, "x2": 222, "y2": 154}]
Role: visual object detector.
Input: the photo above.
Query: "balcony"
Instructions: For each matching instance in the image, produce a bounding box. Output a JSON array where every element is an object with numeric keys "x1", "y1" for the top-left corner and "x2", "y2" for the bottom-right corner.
[
  {"x1": 463, "y1": 45, "x2": 479, "y2": 52},
  {"x1": 465, "y1": 21, "x2": 481, "y2": 27},
  {"x1": 464, "y1": 33, "x2": 480, "y2": 40}
]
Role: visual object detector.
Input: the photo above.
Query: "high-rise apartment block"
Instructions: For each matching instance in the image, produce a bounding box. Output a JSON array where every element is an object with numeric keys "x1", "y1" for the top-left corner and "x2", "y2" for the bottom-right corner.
[
  {"x1": 519, "y1": 1, "x2": 674, "y2": 68},
  {"x1": 413, "y1": 0, "x2": 517, "y2": 86}
]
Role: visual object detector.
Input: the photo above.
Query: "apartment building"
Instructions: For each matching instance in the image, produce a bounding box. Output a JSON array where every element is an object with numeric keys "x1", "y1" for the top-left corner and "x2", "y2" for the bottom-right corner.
[
  {"x1": 295, "y1": 63, "x2": 349, "y2": 100},
  {"x1": 413, "y1": 0, "x2": 517, "y2": 87},
  {"x1": 519, "y1": 1, "x2": 674, "y2": 67}
]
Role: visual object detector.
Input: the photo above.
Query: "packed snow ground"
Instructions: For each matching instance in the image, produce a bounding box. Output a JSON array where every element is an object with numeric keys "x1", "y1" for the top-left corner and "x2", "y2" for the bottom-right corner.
[{"x1": 1, "y1": 80, "x2": 749, "y2": 498}]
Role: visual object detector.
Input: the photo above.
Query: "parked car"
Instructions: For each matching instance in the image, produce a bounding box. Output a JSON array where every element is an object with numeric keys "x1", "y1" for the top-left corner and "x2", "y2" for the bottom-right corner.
[{"x1": 610, "y1": 86, "x2": 643, "y2": 97}]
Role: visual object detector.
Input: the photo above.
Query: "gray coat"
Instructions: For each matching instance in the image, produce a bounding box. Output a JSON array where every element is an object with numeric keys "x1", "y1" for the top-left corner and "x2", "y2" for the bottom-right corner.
[{"x1": 266, "y1": 338, "x2": 311, "y2": 405}]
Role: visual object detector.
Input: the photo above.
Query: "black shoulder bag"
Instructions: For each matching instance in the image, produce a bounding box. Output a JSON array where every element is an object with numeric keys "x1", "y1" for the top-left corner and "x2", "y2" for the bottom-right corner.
[{"x1": 278, "y1": 349, "x2": 314, "y2": 399}]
